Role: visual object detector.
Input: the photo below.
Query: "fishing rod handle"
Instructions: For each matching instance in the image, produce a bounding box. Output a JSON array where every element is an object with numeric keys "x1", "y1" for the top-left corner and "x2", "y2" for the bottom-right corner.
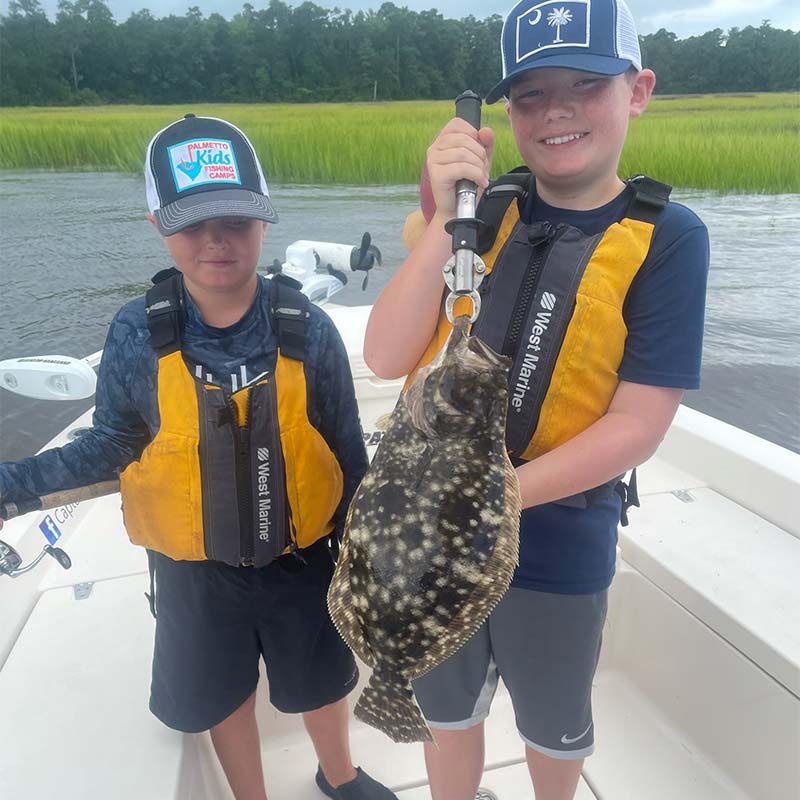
[
  {"x1": 0, "y1": 497, "x2": 43, "y2": 521},
  {"x1": 0, "y1": 480, "x2": 121, "y2": 521}
]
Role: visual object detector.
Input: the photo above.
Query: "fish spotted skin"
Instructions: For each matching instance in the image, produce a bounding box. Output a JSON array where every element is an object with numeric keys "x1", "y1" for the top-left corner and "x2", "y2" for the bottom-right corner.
[{"x1": 328, "y1": 317, "x2": 521, "y2": 743}]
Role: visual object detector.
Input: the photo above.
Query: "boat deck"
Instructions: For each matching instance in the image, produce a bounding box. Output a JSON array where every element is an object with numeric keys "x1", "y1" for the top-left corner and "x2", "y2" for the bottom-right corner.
[{"x1": 1, "y1": 322, "x2": 798, "y2": 799}]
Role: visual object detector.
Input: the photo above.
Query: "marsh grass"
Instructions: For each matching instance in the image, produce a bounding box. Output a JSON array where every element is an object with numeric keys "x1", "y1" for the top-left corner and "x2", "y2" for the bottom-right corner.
[{"x1": 1, "y1": 93, "x2": 797, "y2": 193}]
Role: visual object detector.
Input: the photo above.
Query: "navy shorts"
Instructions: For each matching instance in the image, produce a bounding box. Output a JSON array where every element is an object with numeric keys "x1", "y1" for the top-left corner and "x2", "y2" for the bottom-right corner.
[{"x1": 149, "y1": 541, "x2": 359, "y2": 733}]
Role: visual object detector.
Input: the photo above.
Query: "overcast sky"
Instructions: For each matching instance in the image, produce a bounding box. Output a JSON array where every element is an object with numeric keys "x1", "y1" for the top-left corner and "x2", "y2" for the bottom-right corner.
[{"x1": 5, "y1": 0, "x2": 799, "y2": 38}]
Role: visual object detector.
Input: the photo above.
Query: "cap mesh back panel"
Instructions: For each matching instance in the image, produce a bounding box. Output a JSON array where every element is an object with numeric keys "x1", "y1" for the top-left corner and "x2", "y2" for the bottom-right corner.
[{"x1": 616, "y1": 0, "x2": 642, "y2": 67}]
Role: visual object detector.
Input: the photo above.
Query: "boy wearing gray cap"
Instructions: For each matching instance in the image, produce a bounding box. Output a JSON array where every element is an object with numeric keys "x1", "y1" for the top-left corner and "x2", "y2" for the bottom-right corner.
[
  {"x1": 365, "y1": 1, "x2": 709, "y2": 798},
  {"x1": 0, "y1": 114, "x2": 396, "y2": 800}
]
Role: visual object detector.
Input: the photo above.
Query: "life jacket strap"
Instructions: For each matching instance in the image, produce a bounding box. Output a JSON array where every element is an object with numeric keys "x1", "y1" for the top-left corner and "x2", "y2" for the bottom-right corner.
[
  {"x1": 145, "y1": 268, "x2": 184, "y2": 355},
  {"x1": 625, "y1": 176, "x2": 672, "y2": 224},
  {"x1": 555, "y1": 477, "x2": 620, "y2": 510},
  {"x1": 554, "y1": 468, "x2": 640, "y2": 525},
  {"x1": 476, "y1": 167, "x2": 531, "y2": 254},
  {"x1": 144, "y1": 548, "x2": 157, "y2": 619},
  {"x1": 476, "y1": 169, "x2": 672, "y2": 255},
  {"x1": 269, "y1": 274, "x2": 310, "y2": 361},
  {"x1": 615, "y1": 468, "x2": 640, "y2": 527}
]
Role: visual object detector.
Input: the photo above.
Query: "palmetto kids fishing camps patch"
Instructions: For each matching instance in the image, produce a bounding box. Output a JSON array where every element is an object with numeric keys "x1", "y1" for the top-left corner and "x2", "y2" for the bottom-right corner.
[{"x1": 167, "y1": 138, "x2": 242, "y2": 192}]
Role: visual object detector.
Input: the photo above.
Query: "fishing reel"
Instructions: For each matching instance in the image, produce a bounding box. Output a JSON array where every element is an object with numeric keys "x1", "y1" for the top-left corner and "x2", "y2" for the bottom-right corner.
[{"x1": 0, "y1": 538, "x2": 72, "y2": 579}]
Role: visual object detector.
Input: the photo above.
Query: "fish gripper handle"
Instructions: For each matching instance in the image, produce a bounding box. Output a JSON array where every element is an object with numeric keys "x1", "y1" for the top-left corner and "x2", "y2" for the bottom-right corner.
[
  {"x1": 453, "y1": 90, "x2": 482, "y2": 202},
  {"x1": 445, "y1": 90, "x2": 488, "y2": 320}
]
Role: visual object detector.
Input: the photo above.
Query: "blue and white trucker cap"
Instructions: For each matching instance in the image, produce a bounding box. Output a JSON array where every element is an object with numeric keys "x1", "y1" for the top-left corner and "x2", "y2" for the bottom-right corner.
[
  {"x1": 144, "y1": 114, "x2": 278, "y2": 236},
  {"x1": 486, "y1": 0, "x2": 642, "y2": 104}
]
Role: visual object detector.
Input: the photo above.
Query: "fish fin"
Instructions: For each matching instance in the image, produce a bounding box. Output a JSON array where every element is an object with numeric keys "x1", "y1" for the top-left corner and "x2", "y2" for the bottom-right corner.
[
  {"x1": 355, "y1": 664, "x2": 433, "y2": 744},
  {"x1": 375, "y1": 412, "x2": 392, "y2": 432},
  {"x1": 410, "y1": 449, "x2": 521, "y2": 679},
  {"x1": 328, "y1": 504, "x2": 375, "y2": 667}
]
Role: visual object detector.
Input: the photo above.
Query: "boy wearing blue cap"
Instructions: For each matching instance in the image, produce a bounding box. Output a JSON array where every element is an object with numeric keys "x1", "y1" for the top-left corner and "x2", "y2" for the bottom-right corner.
[
  {"x1": 365, "y1": 1, "x2": 709, "y2": 798},
  {"x1": 0, "y1": 115, "x2": 396, "y2": 800}
]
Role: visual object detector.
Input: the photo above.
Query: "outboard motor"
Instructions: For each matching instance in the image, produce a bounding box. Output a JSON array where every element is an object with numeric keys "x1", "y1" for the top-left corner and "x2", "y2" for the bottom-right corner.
[{"x1": 280, "y1": 232, "x2": 382, "y2": 300}]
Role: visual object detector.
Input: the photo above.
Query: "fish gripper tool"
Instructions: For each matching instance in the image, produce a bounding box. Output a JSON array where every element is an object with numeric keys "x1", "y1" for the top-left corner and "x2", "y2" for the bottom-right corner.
[{"x1": 444, "y1": 90, "x2": 489, "y2": 324}]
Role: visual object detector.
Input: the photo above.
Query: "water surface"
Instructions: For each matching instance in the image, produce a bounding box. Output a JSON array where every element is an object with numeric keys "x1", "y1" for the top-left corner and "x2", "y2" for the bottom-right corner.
[{"x1": 1, "y1": 172, "x2": 797, "y2": 460}]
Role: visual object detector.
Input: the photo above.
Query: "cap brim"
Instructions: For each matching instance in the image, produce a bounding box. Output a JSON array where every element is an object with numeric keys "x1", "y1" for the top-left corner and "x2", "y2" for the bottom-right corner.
[
  {"x1": 154, "y1": 188, "x2": 278, "y2": 236},
  {"x1": 486, "y1": 55, "x2": 634, "y2": 104}
]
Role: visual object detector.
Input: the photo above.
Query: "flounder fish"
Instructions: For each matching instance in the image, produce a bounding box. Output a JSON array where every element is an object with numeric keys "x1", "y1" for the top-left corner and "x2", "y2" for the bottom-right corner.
[{"x1": 328, "y1": 316, "x2": 521, "y2": 743}]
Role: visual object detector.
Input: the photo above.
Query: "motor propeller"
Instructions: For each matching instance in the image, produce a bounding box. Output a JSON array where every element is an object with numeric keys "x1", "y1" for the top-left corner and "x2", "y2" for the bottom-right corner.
[{"x1": 349, "y1": 232, "x2": 382, "y2": 290}]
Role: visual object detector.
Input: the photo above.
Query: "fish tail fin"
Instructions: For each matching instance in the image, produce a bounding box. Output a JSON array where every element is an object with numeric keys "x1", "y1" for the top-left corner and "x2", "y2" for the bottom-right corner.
[{"x1": 355, "y1": 665, "x2": 433, "y2": 744}]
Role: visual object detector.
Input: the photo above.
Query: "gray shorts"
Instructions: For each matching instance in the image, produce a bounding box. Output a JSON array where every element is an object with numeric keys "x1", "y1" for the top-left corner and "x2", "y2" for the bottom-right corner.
[{"x1": 412, "y1": 587, "x2": 607, "y2": 760}]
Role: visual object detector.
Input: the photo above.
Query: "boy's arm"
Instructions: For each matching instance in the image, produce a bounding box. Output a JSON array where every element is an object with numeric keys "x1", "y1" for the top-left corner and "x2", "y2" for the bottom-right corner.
[
  {"x1": 309, "y1": 312, "x2": 369, "y2": 533},
  {"x1": 517, "y1": 382, "x2": 682, "y2": 508},
  {"x1": 364, "y1": 118, "x2": 495, "y2": 379},
  {"x1": 0, "y1": 310, "x2": 151, "y2": 508}
]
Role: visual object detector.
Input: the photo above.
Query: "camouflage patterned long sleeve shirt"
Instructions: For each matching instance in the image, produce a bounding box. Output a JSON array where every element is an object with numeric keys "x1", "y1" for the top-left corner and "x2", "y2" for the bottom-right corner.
[{"x1": 0, "y1": 275, "x2": 369, "y2": 537}]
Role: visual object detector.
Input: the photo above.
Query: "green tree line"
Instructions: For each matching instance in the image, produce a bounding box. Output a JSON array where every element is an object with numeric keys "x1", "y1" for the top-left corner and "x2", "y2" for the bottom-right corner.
[{"x1": 1, "y1": 0, "x2": 797, "y2": 106}]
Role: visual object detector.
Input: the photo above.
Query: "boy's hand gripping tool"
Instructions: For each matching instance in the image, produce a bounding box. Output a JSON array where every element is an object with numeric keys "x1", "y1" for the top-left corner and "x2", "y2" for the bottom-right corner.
[{"x1": 443, "y1": 90, "x2": 488, "y2": 324}]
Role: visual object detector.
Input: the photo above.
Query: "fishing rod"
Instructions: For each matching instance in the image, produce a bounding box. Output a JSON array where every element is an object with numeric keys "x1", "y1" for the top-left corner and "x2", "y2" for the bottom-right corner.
[
  {"x1": 0, "y1": 480, "x2": 121, "y2": 522},
  {"x1": 0, "y1": 481, "x2": 120, "y2": 578},
  {"x1": 443, "y1": 90, "x2": 488, "y2": 324}
]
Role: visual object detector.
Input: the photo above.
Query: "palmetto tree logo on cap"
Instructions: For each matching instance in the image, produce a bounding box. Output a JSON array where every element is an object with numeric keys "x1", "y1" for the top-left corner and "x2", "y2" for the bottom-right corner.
[
  {"x1": 547, "y1": 7, "x2": 573, "y2": 42},
  {"x1": 515, "y1": 1, "x2": 590, "y2": 65}
]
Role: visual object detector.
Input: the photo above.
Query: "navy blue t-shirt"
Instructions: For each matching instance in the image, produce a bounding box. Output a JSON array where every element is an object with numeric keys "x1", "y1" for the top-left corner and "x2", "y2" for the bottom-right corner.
[{"x1": 510, "y1": 182, "x2": 709, "y2": 594}]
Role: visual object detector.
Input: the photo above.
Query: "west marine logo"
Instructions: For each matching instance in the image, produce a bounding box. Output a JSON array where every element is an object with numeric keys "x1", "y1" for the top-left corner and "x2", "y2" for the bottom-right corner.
[
  {"x1": 511, "y1": 296, "x2": 556, "y2": 411},
  {"x1": 515, "y1": 0, "x2": 590, "y2": 64},
  {"x1": 256, "y1": 446, "x2": 272, "y2": 542}
]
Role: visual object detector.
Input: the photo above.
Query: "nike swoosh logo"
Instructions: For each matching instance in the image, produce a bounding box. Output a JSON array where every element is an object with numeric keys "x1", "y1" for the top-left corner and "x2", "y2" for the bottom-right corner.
[{"x1": 561, "y1": 722, "x2": 592, "y2": 745}]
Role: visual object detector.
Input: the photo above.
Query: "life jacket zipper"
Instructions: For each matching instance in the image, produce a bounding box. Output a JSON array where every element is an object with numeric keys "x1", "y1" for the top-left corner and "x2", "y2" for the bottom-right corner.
[
  {"x1": 226, "y1": 389, "x2": 256, "y2": 567},
  {"x1": 502, "y1": 222, "x2": 560, "y2": 358}
]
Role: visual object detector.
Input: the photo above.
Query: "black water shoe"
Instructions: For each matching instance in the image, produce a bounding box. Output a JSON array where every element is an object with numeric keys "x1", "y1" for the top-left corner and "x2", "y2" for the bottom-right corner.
[{"x1": 315, "y1": 765, "x2": 398, "y2": 799}]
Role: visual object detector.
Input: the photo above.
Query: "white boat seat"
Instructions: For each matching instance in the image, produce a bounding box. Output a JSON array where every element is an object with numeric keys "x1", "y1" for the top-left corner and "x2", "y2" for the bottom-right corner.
[
  {"x1": 621, "y1": 481, "x2": 800, "y2": 698},
  {"x1": 0, "y1": 574, "x2": 189, "y2": 800},
  {"x1": 589, "y1": 563, "x2": 800, "y2": 800}
]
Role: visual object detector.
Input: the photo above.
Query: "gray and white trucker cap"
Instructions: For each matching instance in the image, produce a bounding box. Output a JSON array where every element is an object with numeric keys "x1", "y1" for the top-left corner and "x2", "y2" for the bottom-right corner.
[{"x1": 144, "y1": 113, "x2": 278, "y2": 236}]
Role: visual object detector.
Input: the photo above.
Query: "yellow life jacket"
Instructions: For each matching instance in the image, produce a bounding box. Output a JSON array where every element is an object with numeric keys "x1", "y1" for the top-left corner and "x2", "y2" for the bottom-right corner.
[
  {"x1": 407, "y1": 172, "x2": 671, "y2": 467},
  {"x1": 119, "y1": 272, "x2": 343, "y2": 567}
]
